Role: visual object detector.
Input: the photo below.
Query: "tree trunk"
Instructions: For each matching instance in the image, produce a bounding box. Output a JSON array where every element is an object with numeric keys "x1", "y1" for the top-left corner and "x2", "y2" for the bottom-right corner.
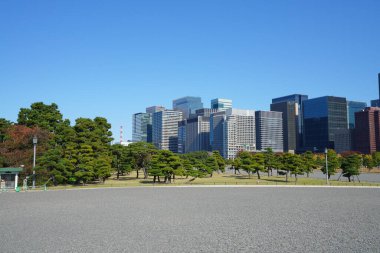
[
  {"x1": 136, "y1": 169, "x2": 139, "y2": 179},
  {"x1": 143, "y1": 167, "x2": 148, "y2": 179},
  {"x1": 295, "y1": 174, "x2": 298, "y2": 183},
  {"x1": 267, "y1": 168, "x2": 270, "y2": 177},
  {"x1": 153, "y1": 176, "x2": 156, "y2": 183},
  {"x1": 306, "y1": 172, "x2": 309, "y2": 178},
  {"x1": 158, "y1": 176, "x2": 161, "y2": 182},
  {"x1": 210, "y1": 172, "x2": 213, "y2": 178},
  {"x1": 285, "y1": 172, "x2": 288, "y2": 182},
  {"x1": 256, "y1": 170, "x2": 260, "y2": 179},
  {"x1": 348, "y1": 176, "x2": 351, "y2": 182},
  {"x1": 248, "y1": 171, "x2": 251, "y2": 178}
]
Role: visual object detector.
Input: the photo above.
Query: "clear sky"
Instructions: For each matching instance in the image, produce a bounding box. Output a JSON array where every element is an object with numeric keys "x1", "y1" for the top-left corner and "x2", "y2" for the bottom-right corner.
[{"x1": 1, "y1": 0, "x2": 379, "y2": 140}]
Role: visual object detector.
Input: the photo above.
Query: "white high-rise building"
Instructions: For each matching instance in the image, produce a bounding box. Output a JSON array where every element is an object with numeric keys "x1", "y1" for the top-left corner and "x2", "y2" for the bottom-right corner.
[
  {"x1": 152, "y1": 110, "x2": 183, "y2": 153},
  {"x1": 255, "y1": 111, "x2": 283, "y2": 152},
  {"x1": 223, "y1": 109, "x2": 256, "y2": 159}
]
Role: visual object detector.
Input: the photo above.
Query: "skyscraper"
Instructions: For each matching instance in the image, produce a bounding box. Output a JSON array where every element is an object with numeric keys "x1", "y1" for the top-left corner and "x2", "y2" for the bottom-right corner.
[
  {"x1": 270, "y1": 101, "x2": 298, "y2": 152},
  {"x1": 223, "y1": 109, "x2": 256, "y2": 159},
  {"x1": 272, "y1": 94, "x2": 308, "y2": 149},
  {"x1": 195, "y1": 108, "x2": 218, "y2": 117},
  {"x1": 173, "y1": 96, "x2": 203, "y2": 119},
  {"x1": 132, "y1": 113, "x2": 152, "y2": 142},
  {"x1": 210, "y1": 111, "x2": 227, "y2": 155},
  {"x1": 178, "y1": 116, "x2": 211, "y2": 154},
  {"x1": 146, "y1": 106, "x2": 165, "y2": 114},
  {"x1": 354, "y1": 107, "x2": 380, "y2": 154},
  {"x1": 211, "y1": 98, "x2": 232, "y2": 111},
  {"x1": 347, "y1": 101, "x2": 367, "y2": 129},
  {"x1": 303, "y1": 96, "x2": 349, "y2": 153},
  {"x1": 152, "y1": 110, "x2": 183, "y2": 152},
  {"x1": 255, "y1": 111, "x2": 283, "y2": 152}
]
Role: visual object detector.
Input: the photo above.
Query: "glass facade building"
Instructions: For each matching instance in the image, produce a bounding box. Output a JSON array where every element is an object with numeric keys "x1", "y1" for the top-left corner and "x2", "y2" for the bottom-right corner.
[
  {"x1": 173, "y1": 96, "x2": 203, "y2": 119},
  {"x1": 347, "y1": 101, "x2": 367, "y2": 129},
  {"x1": 303, "y1": 96, "x2": 349, "y2": 153},
  {"x1": 132, "y1": 113, "x2": 152, "y2": 142},
  {"x1": 272, "y1": 94, "x2": 308, "y2": 149},
  {"x1": 211, "y1": 98, "x2": 232, "y2": 111},
  {"x1": 270, "y1": 101, "x2": 298, "y2": 152}
]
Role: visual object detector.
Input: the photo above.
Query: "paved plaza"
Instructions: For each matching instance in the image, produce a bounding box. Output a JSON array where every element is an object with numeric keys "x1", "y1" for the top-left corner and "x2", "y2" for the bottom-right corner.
[{"x1": 0, "y1": 187, "x2": 379, "y2": 252}]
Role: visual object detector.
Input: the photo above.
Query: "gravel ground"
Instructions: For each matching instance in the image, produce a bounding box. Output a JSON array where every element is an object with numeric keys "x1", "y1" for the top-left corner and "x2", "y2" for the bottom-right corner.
[
  {"x1": 0, "y1": 187, "x2": 379, "y2": 253},
  {"x1": 299, "y1": 170, "x2": 380, "y2": 183}
]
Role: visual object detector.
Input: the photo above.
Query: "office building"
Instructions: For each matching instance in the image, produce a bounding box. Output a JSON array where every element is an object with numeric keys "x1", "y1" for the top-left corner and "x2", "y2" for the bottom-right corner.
[
  {"x1": 270, "y1": 101, "x2": 298, "y2": 152},
  {"x1": 354, "y1": 107, "x2": 380, "y2": 154},
  {"x1": 195, "y1": 108, "x2": 218, "y2": 117},
  {"x1": 371, "y1": 100, "x2": 380, "y2": 107},
  {"x1": 255, "y1": 111, "x2": 283, "y2": 152},
  {"x1": 132, "y1": 113, "x2": 152, "y2": 142},
  {"x1": 146, "y1": 106, "x2": 165, "y2": 114},
  {"x1": 211, "y1": 98, "x2": 232, "y2": 111},
  {"x1": 223, "y1": 109, "x2": 256, "y2": 159},
  {"x1": 152, "y1": 110, "x2": 183, "y2": 152},
  {"x1": 178, "y1": 116, "x2": 211, "y2": 154},
  {"x1": 173, "y1": 96, "x2": 203, "y2": 119},
  {"x1": 210, "y1": 111, "x2": 227, "y2": 155},
  {"x1": 303, "y1": 96, "x2": 349, "y2": 153},
  {"x1": 272, "y1": 94, "x2": 308, "y2": 149},
  {"x1": 177, "y1": 120, "x2": 186, "y2": 154},
  {"x1": 347, "y1": 101, "x2": 367, "y2": 129}
]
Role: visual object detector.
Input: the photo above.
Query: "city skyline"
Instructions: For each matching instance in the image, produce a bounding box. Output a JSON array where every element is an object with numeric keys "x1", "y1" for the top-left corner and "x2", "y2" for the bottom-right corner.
[{"x1": 1, "y1": 1, "x2": 379, "y2": 139}]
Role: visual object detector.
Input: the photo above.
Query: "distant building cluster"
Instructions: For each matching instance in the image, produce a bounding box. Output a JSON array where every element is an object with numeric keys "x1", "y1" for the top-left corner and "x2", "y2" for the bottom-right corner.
[{"x1": 131, "y1": 73, "x2": 380, "y2": 157}]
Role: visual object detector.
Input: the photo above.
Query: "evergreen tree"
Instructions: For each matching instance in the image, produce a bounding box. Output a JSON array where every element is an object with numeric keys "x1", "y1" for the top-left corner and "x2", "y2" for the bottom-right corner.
[
  {"x1": 341, "y1": 154, "x2": 361, "y2": 182},
  {"x1": 321, "y1": 149, "x2": 340, "y2": 179},
  {"x1": 302, "y1": 151, "x2": 317, "y2": 177}
]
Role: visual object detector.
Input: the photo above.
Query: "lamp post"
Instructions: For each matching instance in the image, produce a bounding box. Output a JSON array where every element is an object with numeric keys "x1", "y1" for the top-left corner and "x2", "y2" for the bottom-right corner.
[
  {"x1": 324, "y1": 148, "x2": 329, "y2": 185},
  {"x1": 32, "y1": 136, "x2": 38, "y2": 189}
]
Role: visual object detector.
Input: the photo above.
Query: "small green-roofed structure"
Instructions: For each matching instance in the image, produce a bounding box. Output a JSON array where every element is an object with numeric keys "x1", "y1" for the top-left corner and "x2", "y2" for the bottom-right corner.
[{"x1": 0, "y1": 167, "x2": 23, "y2": 190}]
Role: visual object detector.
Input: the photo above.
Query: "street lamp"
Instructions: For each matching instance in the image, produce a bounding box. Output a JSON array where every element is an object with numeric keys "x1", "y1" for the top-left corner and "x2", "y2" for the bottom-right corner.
[
  {"x1": 32, "y1": 136, "x2": 38, "y2": 189},
  {"x1": 324, "y1": 148, "x2": 329, "y2": 185}
]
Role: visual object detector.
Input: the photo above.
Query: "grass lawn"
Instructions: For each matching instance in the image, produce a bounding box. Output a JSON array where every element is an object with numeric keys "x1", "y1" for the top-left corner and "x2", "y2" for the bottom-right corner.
[{"x1": 39, "y1": 170, "x2": 380, "y2": 190}]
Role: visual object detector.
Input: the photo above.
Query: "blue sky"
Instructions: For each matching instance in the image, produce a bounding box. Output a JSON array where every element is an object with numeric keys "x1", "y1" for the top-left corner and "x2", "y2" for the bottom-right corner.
[{"x1": 1, "y1": 0, "x2": 379, "y2": 140}]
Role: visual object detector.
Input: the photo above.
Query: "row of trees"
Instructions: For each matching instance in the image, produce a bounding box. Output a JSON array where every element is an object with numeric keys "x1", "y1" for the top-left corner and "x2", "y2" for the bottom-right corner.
[
  {"x1": 1, "y1": 102, "x2": 379, "y2": 185},
  {"x1": 232, "y1": 149, "x2": 364, "y2": 182}
]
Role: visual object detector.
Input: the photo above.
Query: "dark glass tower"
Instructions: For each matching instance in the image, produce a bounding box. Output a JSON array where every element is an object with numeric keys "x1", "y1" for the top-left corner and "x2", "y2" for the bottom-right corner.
[
  {"x1": 347, "y1": 101, "x2": 367, "y2": 129},
  {"x1": 271, "y1": 94, "x2": 308, "y2": 150},
  {"x1": 270, "y1": 101, "x2": 298, "y2": 152},
  {"x1": 303, "y1": 96, "x2": 349, "y2": 153}
]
